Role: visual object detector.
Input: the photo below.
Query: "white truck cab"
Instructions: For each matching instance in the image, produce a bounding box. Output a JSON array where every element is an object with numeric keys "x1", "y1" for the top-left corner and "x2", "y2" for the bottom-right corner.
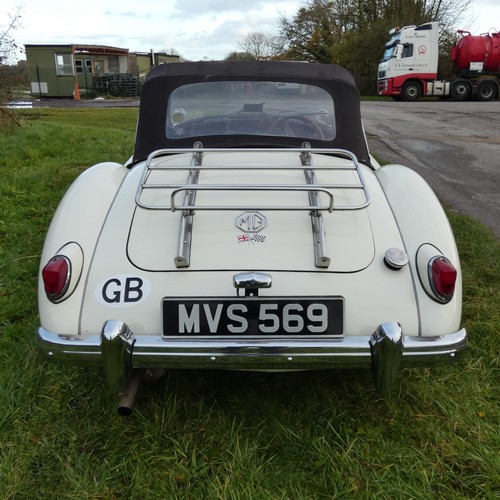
[{"x1": 378, "y1": 22, "x2": 445, "y2": 100}]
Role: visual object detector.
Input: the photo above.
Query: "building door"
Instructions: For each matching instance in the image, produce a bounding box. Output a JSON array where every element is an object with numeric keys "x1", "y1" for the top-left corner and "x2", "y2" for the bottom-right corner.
[{"x1": 93, "y1": 60, "x2": 104, "y2": 75}]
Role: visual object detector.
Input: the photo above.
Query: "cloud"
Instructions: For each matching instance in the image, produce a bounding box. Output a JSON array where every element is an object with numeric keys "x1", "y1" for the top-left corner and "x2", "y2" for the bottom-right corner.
[
  {"x1": 103, "y1": 10, "x2": 155, "y2": 19},
  {"x1": 16, "y1": 0, "x2": 497, "y2": 63},
  {"x1": 9, "y1": 0, "x2": 304, "y2": 61},
  {"x1": 172, "y1": 0, "x2": 247, "y2": 14},
  {"x1": 171, "y1": 0, "x2": 294, "y2": 16}
]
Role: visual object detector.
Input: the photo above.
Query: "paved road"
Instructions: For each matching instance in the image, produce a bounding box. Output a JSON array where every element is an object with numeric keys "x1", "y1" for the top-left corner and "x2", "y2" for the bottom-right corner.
[{"x1": 362, "y1": 100, "x2": 500, "y2": 238}]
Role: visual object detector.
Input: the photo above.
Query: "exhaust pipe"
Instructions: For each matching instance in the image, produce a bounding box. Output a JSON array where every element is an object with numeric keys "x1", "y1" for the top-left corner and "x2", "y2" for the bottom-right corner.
[
  {"x1": 99, "y1": 320, "x2": 141, "y2": 415},
  {"x1": 117, "y1": 369, "x2": 143, "y2": 416}
]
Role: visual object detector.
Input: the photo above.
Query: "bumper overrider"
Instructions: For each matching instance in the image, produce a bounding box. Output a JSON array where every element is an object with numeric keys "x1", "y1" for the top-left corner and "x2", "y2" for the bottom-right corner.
[{"x1": 37, "y1": 321, "x2": 467, "y2": 398}]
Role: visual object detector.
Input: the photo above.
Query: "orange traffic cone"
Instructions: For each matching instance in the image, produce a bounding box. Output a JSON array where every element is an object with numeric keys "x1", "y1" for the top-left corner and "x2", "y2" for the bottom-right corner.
[{"x1": 74, "y1": 81, "x2": 80, "y2": 100}]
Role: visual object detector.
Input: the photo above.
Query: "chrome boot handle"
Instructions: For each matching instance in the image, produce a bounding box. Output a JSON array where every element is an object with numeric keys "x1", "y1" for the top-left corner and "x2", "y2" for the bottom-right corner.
[{"x1": 233, "y1": 272, "x2": 272, "y2": 296}]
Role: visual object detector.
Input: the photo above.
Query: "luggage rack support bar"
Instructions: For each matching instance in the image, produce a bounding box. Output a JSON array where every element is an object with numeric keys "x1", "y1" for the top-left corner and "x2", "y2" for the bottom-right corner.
[
  {"x1": 175, "y1": 142, "x2": 203, "y2": 268},
  {"x1": 301, "y1": 143, "x2": 331, "y2": 268}
]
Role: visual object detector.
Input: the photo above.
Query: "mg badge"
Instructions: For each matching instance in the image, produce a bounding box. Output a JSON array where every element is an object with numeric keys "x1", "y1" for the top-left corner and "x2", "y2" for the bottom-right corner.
[{"x1": 235, "y1": 211, "x2": 267, "y2": 233}]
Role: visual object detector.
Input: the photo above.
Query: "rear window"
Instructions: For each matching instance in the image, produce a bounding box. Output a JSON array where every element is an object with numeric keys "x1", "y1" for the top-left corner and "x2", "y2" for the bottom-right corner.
[{"x1": 166, "y1": 80, "x2": 335, "y2": 142}]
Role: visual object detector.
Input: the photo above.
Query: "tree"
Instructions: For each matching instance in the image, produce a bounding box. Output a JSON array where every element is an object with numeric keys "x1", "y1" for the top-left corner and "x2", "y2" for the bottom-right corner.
[
  {"x1": 0, "y1": 6, "x2": 22, "y2": 64},
  {"x1": 277, "y1": 0, "x2": 472, "y2": 92},
  {"x1": 329, "y1": 18, "x2": 391, "y2": 93},
  {"x1": 237, "y1": 32, "x2": 279, "y2": 61},
  {"x1": 278, "y1": 1, "x2": 342, "y2": 62},
  {"x1": 1, "y1": 6, "x2": 23, "y2": 129},
  {"x1": 224, "y1": 50, "x2": 254, "y2": 61}
]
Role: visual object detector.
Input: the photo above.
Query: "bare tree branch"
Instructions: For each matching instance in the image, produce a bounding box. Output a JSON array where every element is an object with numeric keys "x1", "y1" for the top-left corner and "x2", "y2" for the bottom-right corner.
[
  {"x1": 0, "y1": 5, "x2": 23, "y2": 64},
  {"x1": 238, "y1": 32, "x2": 279, "y2": 60}
]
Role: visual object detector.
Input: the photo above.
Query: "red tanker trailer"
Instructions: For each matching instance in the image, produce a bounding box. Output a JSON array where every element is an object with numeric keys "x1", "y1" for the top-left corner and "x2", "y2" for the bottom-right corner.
[
  {"x1": 453, "y1": 30, "x2": 500, "y2": 74},
  {"x1": 378, "y1": 21, "x2": 500, "y2": 101}
]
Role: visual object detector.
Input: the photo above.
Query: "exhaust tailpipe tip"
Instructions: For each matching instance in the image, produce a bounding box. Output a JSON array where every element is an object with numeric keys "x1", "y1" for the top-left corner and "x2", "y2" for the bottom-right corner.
[{"x1": 117, "y1": 369, "x2": 143, "y2": 416}]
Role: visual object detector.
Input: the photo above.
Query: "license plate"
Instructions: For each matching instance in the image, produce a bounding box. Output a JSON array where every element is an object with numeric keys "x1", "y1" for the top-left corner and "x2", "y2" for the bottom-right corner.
[{"x1": 162, "y1": 297, "x2": 343, "y2": 336}]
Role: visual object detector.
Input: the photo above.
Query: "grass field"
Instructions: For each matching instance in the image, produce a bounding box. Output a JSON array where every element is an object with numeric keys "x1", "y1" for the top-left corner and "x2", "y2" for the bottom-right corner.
[{"x1": 0, "y1": 108, "x2": 498, "y2": 498}]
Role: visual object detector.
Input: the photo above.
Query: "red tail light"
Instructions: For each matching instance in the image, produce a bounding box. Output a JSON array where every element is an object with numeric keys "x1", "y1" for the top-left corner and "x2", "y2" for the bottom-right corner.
[
  {"x1": 42, "y1": 255, "x2": 70, "y2": 302},
  {"x1": 430, "y1": 256, "x2": 457, "y2": 302}
]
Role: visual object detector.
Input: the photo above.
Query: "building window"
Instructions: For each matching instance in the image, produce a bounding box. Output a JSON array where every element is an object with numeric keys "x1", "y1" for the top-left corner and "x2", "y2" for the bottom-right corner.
[
  {"x1": 55, "y1": 53, "x2": 74, "y2": 76},
  {"x1": 75, "y1": 59, "x2": 93, "y2": 74},
  {"x1": 108, "y1": 56, "x2": 120, "y2": 73}
]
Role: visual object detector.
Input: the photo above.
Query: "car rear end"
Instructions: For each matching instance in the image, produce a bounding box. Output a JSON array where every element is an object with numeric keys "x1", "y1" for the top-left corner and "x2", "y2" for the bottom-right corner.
[
  {"x1": 37, "y1": 61, "x2": 466, "y2": 413},
  {"x1": 38, "y1": 146, "x2": 466, "y2": 413}
]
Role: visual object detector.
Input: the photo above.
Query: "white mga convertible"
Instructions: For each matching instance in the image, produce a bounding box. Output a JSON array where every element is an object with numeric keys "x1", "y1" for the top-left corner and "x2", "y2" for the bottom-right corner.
[{"x1": 37, "y1": 61, "x2": 466, "y2": 414}]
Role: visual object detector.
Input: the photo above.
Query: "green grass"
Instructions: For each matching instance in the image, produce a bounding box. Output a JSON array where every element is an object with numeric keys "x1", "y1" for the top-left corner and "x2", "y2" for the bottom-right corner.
[{"x1": 0, "y1": 109, "x2": 498, "y2": 498}]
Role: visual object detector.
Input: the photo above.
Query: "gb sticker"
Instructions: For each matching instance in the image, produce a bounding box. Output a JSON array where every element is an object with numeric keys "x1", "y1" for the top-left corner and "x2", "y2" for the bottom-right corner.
[{"x1": 95, "y1": 274, "x2": 151, "y2": 308}]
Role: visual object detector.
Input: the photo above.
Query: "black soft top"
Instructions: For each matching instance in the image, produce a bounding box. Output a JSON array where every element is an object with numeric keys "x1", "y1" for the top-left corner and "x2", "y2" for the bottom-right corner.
[{"x1": 133, "y1": 60, "x2": 370, "y2": 165}]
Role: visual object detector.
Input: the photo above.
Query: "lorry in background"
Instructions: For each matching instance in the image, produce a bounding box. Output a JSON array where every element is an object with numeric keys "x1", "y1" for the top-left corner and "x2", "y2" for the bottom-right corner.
[{"x1": 377, "y1": 21, "x2": 500, "y2": 101}]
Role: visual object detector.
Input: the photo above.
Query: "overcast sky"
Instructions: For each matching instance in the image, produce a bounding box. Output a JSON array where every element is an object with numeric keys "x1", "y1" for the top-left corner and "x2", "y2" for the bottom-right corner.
[{"x1": 6, "y1": 0, "x2": 500, "y2": 62}]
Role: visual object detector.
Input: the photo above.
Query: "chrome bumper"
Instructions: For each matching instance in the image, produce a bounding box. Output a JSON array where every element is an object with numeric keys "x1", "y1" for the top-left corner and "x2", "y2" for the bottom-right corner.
[{"x1": 37, "y1": 321, "x2": 467, "y2": 395}]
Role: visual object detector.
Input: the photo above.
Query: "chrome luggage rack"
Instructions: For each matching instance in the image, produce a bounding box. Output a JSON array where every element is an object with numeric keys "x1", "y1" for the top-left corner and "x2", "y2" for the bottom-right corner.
[{"x1": 135, "y1": 144, "x2": 370, "y2": 269}]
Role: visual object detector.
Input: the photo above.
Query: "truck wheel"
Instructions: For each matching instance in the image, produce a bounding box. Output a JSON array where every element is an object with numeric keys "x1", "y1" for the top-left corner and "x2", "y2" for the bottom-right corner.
[
  {"x1": 401, "y1": 82, "x2": 421, "y2": 101},
  {"x1": 451, "y1": 80, "x2": 471, "y2": 101},
  {"x1": 476, "y1": 80, "x2": 497, "y2": 101}
]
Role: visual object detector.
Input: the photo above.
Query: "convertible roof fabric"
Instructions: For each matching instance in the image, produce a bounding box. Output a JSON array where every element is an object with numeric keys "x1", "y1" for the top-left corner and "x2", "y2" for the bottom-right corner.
[{"x1": 133, "y1": 60, "x2": 370, "y2": 166}]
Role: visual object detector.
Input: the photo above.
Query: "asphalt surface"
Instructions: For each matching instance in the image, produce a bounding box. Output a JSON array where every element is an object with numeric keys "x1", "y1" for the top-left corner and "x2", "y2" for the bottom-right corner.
[
  {"x1": 25, "y1": 96, "x2": 500, "y2": 238},
  {"x1": 363, "y1": 100, "x2": 500, "y2": 239}
]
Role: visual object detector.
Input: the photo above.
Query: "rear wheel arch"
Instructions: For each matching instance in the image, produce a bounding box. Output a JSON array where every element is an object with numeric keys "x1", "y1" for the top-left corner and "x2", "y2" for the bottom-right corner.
[
  {"x1": 375, "y1": 165, "x2": 463, "y2": 334},
  {"x1": 375, "y1": 164, "x2": 461, "y2": 271},
  {"x1": 40, "y1": 162, "x2": 128, "y2": 275}
]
